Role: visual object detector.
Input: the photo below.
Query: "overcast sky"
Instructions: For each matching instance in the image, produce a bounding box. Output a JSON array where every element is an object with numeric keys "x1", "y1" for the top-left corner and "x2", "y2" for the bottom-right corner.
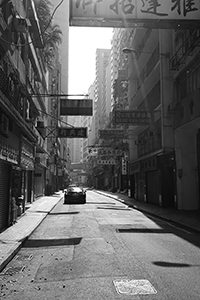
[{"x1": 68, "y1": 27, "x2": 113, "y2": 95}]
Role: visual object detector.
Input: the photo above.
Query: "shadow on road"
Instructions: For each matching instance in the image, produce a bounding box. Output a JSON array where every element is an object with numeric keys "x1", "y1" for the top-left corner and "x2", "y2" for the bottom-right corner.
[
  {"x1": 152, "y1": 261, "x2": 193, "y2": 268},
  {"x1": 23, "y1": 237, "x2": 82, "y2": 248},
  {"x1": 50, "y1": 211, "x2": 80, "y2": 215}
]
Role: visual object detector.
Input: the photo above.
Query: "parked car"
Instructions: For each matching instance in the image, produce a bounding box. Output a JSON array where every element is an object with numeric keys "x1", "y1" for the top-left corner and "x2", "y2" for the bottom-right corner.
[{"x1": 64, "y1": 186, "x2": 86, "y2": 204}]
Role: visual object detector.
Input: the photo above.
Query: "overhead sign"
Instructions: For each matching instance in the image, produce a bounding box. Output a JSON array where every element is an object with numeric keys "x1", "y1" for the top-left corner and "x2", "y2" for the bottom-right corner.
[
  {"x1": 98, "y1": 148, "x2": 123, "y2": 156},
  {"x1": 99, "y1": 129, "x2": 128, "y2": 139},
  {"x1": 114, "y1": 110, "x2": 152, "y2": 125},
  {"x1": 60, "y1": 99, "x2": 93, "y2": 116},
  {"x1": 58, "y1": 127, "x2": 87, "y2": 138},
  {"x1": 122, "y1": 157, "x2": 127, "y2": 175},
  {"x1": 97, "y1": 159, "x2": 117, "y2": 165},
  {"x1": 69, "y1": 0, "x2": 200, "y2": 28}
]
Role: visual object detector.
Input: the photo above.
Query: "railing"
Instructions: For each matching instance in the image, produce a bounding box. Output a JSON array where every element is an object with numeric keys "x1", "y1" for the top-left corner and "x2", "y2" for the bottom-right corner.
[
  {"x1": 0, "y1": 55, "x2": 26, "y2": 117},
  {"x1": 170, "y1": 29, "x2": 200, "y2": 71}
]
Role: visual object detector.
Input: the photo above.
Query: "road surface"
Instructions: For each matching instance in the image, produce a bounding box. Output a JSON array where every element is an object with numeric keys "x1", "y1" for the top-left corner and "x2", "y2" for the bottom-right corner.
[{"x1": 1, "y1": 190, "x2": 200, "y2": 299}]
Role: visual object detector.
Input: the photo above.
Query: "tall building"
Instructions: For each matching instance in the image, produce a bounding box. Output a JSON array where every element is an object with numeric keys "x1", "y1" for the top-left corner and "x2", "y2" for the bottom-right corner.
[
  {"x1": 0, "y1": 0, "x2": 48, "y2": 230},
  {"x1": 104, "y1": 26, "x2": 200, "y2": 211},
  {"x1": 51, "y1": 0, "x2": 69, "y2": 94},
  {"x1": 170, "y1": 28, "x2": 200, "y2": 210},
  {"x1": 50, "y1": 0, "x2": 70, "y2": 168},
  {"x1": 82, "y1": 84, "x2": 95, "y2": 162},
  {"x1": 94, "y1": 49, "x2": 111, "y2": 142}
]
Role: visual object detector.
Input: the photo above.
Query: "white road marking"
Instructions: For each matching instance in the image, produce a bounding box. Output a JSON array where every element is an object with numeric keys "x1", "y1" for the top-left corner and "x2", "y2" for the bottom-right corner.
[{"x1": 113, "y1": 279, "x2": 157, "y2": 295}]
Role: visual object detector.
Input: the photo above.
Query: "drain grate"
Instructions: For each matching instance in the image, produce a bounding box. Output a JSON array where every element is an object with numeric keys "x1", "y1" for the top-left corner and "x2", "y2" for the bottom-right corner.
[
  {"x1": 113, "y1": 279, "x2": 157, "y2": 295},
  {"x1": 1, "y1": 266, "x2": 26, "y2": 276}
]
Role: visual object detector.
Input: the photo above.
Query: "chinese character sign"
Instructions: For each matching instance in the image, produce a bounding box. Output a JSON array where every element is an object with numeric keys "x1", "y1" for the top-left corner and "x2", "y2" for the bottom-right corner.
[
  {"x1": 58, "y1": 127, "x2": 87, "y2": 138},
  {"x1": 98, "y1": 148, "x2": 123, "y2": 156},
  {"x1": 114, "y1": 110, "x2": 152, "y2": 125},
  {"x1": 99, "y1": 129, "x2": 128, "y2": 139},
  {"x1": 70, "y1": 0, "x2": 200, "y2": 22},
  {"x1": 122, "y1": 157, "x2": 127, "y2": 175}
]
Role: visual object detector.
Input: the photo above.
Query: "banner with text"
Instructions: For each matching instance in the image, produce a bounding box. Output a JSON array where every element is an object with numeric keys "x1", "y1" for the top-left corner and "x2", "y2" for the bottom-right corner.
[
  {"x1": 70, "y1": 0, "x2": 200, "y2": 28},
  {"x1": 114, "y1": 110, "x2": 152, "y2": 125},
  {"x1": 58, "y1": 127, "x2": 87, "y2": 138},
  {"x1": 99, "y1": 129, "x2": 128, "y2": 139}
]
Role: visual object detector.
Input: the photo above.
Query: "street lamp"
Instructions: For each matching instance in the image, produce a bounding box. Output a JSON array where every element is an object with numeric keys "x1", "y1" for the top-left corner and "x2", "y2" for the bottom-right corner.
[{"x1": 122, "y1": 47, "x2": 137, "y2": 55}]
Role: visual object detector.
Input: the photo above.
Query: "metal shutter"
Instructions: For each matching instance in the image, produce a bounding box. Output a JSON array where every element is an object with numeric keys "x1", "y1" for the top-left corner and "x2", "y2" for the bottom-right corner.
[{"x1": 0, "y1": 162, "x2": 10, "y2": 231}]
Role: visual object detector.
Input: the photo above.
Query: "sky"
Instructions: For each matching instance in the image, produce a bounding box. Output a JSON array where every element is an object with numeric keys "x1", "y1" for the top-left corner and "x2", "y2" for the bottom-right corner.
[{"x1": 68, "y1": 27, "x2": 113, "y2": 95}]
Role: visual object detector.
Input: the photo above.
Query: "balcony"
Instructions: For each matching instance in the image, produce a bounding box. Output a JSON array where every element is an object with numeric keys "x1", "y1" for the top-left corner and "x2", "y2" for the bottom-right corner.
[{"x1": 170, "y1": 29, "x2": 200, "y2": 71}]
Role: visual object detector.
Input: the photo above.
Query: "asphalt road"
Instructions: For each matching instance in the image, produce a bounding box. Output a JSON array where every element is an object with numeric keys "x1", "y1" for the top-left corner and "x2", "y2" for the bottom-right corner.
[{"x1": 1, "y1": 190, "x2": 200, "y2": 299}]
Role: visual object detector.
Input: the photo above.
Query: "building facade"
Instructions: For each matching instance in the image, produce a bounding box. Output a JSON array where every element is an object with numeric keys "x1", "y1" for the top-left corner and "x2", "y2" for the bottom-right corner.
[
  {"x1": 109, "y1": 27, "x2": 200, "y2": 210},
  {"x1": 0, "y1": 0, "x2": 47, "y2": 231},
  {"x1": 0, "y1": 0, "x2": 68, "y2": 232}
]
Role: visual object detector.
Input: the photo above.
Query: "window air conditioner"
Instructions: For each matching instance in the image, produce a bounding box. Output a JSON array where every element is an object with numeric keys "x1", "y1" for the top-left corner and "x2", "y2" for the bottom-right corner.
[{"x1": 0, "y1": 114, "x2": 9, "y2": 137}]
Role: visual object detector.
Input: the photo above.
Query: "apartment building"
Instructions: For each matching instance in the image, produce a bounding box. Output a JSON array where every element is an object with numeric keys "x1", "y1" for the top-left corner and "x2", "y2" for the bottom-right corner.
[
  {"x1": 115, "y1": 27, "x2": 200, "y2": 210},
  {"x1": 170, "y1": 28, "x2": 200, "y2": 210},
  {"x1": 94, "y1": 49, "x2": 111, "y2": 141},
  {"x1": 0, "y1": 0, "x2": 47, "y2": 230}
]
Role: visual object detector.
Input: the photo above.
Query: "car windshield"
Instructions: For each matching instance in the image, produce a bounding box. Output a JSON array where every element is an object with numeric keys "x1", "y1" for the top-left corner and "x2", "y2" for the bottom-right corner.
[{"x1": 68, "y1": 187, "x2": 82, "y2": 193}]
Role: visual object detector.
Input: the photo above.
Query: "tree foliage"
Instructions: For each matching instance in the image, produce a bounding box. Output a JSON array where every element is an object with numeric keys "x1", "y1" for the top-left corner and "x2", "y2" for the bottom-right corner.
[{"x1": 34, "y1": 0, "x2": 62, "y2": 70}]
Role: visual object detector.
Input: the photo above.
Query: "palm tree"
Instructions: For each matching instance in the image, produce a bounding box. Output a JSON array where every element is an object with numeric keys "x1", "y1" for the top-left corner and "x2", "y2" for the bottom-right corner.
[{"x1": 34, "y1": 0, "x2": 62, "y2": 70}]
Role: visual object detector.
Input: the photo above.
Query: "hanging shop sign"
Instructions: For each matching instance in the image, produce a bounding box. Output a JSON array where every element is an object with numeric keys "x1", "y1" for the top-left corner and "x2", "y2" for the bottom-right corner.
[
  {"x1": 60, "y1": 99, "x2": 93, "y2": 116},
  {"x1": 114, "y1": 110, "x2": 152, "y2": 125},
  {"x1": 98, "y1": 148, "x2": 123, "y2": 156},
  {"x1": 69, "y1": 0, "x2": 200, "y2": 28},
  {"x1": 97, "y1": 159, "x2": 117, "y2": 165},
  {"x1": 122, "y1": 157, "x2": 127, "y2": 175},
  {"x1": 99, "y1": 129, "x2": 128, "y2": 139},
  {"x1": 58, "y1": 127, "x2": 87, "y2": 138}
]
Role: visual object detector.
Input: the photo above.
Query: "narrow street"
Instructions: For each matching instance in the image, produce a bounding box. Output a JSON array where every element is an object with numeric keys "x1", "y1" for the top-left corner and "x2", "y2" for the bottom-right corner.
[{"x1": 1, "y1": 190, "x2": 200, "y2": 299}]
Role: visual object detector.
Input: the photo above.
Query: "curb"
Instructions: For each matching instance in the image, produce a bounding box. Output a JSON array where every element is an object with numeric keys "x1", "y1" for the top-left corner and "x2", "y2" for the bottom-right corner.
[{"x1": 94, "y1": 191, "x2": 200, "y2": 234}]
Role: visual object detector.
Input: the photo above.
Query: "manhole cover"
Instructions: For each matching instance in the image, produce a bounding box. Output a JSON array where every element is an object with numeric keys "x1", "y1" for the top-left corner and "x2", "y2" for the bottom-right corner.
[{"x1": 113, "y1": 279, "x2": 157, "y2": 295}]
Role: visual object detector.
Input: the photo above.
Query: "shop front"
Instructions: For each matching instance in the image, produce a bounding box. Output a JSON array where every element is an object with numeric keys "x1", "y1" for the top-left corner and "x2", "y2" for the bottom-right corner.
[
  {"x1": 0, "y1": 135, "x2": 20, "y2": 231},
  {"x1": 19, "y1": 136, "x2": 35, "y2": 214},
  {"x1": 34, "y1": 154, "x2": 47, "y2": 197}
]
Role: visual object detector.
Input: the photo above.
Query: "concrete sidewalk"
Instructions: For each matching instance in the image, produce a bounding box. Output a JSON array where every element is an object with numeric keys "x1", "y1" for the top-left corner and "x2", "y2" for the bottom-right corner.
[
  {"x1": 0, "y1": 192, "x2": 63, "y2": 272},
  {"x1": 95, "y1": 190, "x2": 200, "y2": 234}
]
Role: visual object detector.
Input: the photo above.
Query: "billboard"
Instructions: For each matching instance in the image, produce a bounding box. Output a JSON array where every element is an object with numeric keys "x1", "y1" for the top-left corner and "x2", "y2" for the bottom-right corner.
[
  {"x1": 114, "y1": 110, "x2": 152, "y2": 125},
  {"x1": 69, "y1": 0, "x2": 200, "y2": 28},
  {"x1": 60, "y1": 99, "x2": 93, "y2": 116},
  {"x1": 58, "y1": 127, "x2": 87, "y2": 138}
]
